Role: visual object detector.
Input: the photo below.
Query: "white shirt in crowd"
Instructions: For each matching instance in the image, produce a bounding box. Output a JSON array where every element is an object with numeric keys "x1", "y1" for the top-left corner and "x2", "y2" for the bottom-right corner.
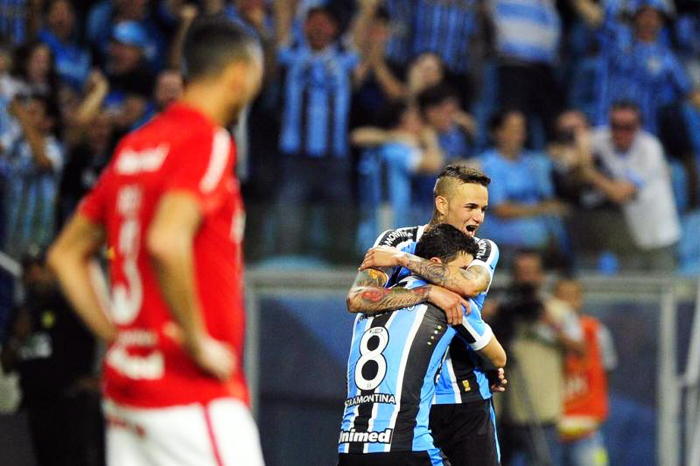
[{"x1": 591, "y1": 127, "x2": 681, "y2": 250}]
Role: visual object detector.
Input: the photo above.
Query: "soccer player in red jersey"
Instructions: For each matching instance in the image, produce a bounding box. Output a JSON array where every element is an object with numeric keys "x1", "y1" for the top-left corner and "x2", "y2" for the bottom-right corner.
[{"x1": 47, "y1": 16, "x2": 265, "y2": 466}]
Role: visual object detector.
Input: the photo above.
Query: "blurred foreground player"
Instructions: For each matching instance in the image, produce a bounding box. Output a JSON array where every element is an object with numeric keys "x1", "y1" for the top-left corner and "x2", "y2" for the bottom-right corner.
[
  {"x1": 47, "y1": 16, "x2": 265, "y2": 466},
  {"x1": 339, "y1": 224, "x2": 506, "y2": 466}
]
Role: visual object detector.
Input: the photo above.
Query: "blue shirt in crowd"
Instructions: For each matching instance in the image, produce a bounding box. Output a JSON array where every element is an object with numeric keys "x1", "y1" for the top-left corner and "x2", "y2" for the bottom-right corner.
[
  {"x1": 384, "y1": 0, "x2": 415, "y2": 65},
  {"x1": 412, "y1": 0, "x2": 478, "y2": 74},
  {"x1": 278, "y1": 41, "x2": 359, "y2": 158},
  {"x1": 86, "y1": 0, "x2": 166, "y2": 70},
  {"x1": 683, "y1": 102, "x2": 700, "y2": 163},
  {"x1": 595, "y1": 14, "x2": 690, "y2": 134},
  {"x1": 492, "y1": 0, "x2": 561, "y2": 65},
  {"x1": 0, "y1": 99, "x2": 63, "y2": 257},
  {"x1": 478, "y1": 149, "x2": 556, "y2": 248},
  {"x1": 39, "y1": 29, "x2": 91, "y2": 91}
]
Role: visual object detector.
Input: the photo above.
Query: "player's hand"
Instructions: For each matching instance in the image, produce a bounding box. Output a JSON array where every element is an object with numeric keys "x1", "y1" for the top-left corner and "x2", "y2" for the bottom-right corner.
[
  {"x1": 187, "y1": 335, "x2": 236, "y2": 381},
  {"x1": 487, "y1": 368, "x2": 507, "y2": 393},
  {"x1": 427, "y1": 285, "x2": 470, "y2": 326},
  {"x1": 359, "y1": 246, "x2": 407, "y2": 270}
]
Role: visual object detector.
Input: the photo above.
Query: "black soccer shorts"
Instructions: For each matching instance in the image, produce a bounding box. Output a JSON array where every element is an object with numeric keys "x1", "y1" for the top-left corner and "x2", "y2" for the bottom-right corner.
[
  {"x1": 338, "y1": 451, "x2": 451, "y2": 466},
  {"x1": 429, "y1": 399, "x2": 501, "y2": 466}
]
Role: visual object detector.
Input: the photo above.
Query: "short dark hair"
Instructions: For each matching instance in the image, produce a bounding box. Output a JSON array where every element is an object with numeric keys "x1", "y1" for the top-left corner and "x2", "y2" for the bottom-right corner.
[
  {"x1": 415, "y1": 224, "x2": 479, "y2": 264},
  {"x1": 417, "y1": 84, "x2": 459, "y2": 116},
  {"x1": 182, "y1": 15, "x2": 261, "y2": 80}
]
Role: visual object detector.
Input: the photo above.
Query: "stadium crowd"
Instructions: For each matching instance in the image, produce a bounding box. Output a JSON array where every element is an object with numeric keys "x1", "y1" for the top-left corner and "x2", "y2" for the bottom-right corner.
[
  {"x1": 0, "y1": 0, "x2": 698, "y2": 273},
  {"x1": 0, "y1": 1, "x2": 688, "y2": 465}
]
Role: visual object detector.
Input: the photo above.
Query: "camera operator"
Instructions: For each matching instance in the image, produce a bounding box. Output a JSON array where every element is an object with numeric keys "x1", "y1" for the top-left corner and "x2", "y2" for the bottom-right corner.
[
  {"x1": 547, "y1": 109, "x2": 607, "y2": 209},
  {"x1": 492, "y1": 251, "x2": 583, "y2": 466}
]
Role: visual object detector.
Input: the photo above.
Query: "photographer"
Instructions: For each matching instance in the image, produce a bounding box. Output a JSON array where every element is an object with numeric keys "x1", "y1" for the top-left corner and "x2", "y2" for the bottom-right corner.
[
  {"x1": 493, "y1": 251, "x2": 583, "y2": 466},
  {"x1": 547, "y1": 109, "x2": 607, "y2": 209}
]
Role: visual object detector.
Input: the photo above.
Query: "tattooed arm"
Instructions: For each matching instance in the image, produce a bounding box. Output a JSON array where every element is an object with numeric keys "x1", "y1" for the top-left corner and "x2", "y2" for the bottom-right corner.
[
  {"x1": 359, "y1": 246, "x2": 491, "y2": 298},
  {"x1": 346, "y1": 267, "x2": 429, "y2": 313},
  {"x1": 346, "y1": 267, "x2": 470, "y2": 324}
]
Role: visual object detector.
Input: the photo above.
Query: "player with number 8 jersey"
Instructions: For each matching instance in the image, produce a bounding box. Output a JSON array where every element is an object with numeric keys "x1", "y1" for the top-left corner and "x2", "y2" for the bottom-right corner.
[{"x1": 339, "y1": 225, "x2": 504, "y2": 466}]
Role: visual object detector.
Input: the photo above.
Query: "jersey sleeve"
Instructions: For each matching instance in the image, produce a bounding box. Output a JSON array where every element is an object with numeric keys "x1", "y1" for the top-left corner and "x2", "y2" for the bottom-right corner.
[
  {"x1": 371, "y1": 228, "x2": 419, "y2": 287},
  {"x1": 468, "y1": 239, "x2": 499, "y2": 309},
  {"x1": 455, "y1": 300, "x2": 494, "y2": 351},
  {"x1": 372, "y1": 227, "x2": 417, "y2": 248},
  {"x1": 164, "y1": 127, "x2": 233, "y2": 214}
]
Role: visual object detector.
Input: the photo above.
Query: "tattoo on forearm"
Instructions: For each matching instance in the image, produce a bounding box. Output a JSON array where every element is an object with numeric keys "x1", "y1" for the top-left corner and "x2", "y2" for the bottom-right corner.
[
  {"x1": 404, "y1": 255, "x2": 488, "y2": 296},
  {"x1": 352, "y1": 268, "x2": 389, "y2": 289},
  {"x1": 351, "y1": 286, "x2": 430, "y2": 313}
]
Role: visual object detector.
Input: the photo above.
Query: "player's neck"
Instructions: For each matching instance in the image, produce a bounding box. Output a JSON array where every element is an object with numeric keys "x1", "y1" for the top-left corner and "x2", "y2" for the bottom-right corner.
[{"x1": 180, "y1": 86, "x2": 236, "y2": 128}]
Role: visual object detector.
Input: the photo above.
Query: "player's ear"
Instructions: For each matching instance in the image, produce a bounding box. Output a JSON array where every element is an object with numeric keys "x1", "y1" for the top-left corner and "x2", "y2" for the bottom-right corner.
[
  {"x1": 222, "y1": 61, "x2": 248, "y2": 94},
  {"x1": 435, "y1": 195, "x2": 448, "y2": 217},
  {"x1": 429, "y1": 257, "x2": 442, "y2": 264}
]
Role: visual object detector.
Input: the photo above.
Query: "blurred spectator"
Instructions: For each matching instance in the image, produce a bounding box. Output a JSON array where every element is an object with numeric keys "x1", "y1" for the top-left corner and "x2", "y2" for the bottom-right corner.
[
  {"x1": 201, "y1": 0, "x2": 277, "y2": 80},
  {"x1": 0, "y1": 250, "x2": 102, "y2": 466},
  {"x1": 0, "y1": 0, "x2": 34, "y2": 45},
  {"x1": 350, "y1": 3, "x2": 404, "y2": 127},
  {"x1": 554, "y1": 278, "x2": 617, "y2": 466},
  {"x1": 57, "y1": 110, "x2": 114, "y2": 226},
  {"x1": 0, "y1": 37, "x2": 14, "y2": 97},
  {"x1": 495, "y1": 251, "x2": 583, "y2": 466},
  {"x1": 274, "y1": 5, "x2": 366, "y2": 262},
  {"x1": 136, "y1": 67, "x2": 183, "y2": 126},
  {"x1": 0, "y1": 95, "x2": 63, "y2": 258},
  {"x1": 86, "y1": 0, "x2": 166, "y2": 71},
  {"x1": 582, "y1": 100, "x2": 681, "y2": 270},
  {"x1": 38, "y1": 0, "x2": 92, "y2": 91},
  {"x1": 374, "y1": 0, "x2": 487, "y2": 109},
  {"x1": 405, "y1": 51, "x2": 445, "y2": 102},
  {"x1": 382, "y1": 0, "x2": 414, "y2": 70},
  {"x1": 478, "y1": 109, "x2": 569, "y2": 264},
  {"x1": 674, "y1": 5, "x2": 700, "y2": 72},
  {"x1": 104, "y1": 21, "x2": 155, "y2": 134},
  {"x1": 411, "y1": 83, "x2": 476, "y2": 218},
  {"x1": 353, "y1": 100, "x2": 443, "y2": 247},
  {"x1": 492, "y1": 0, "x2": 564, "y2": 143},
  {"x1": 658, "y1": 79, "x2": 700, "y2": 210},
  {"x1": 410, "y1": 0, "x2": 486, "y2": 109},
  {"x1": 547, "y1": 108, "x2": 607, "y2": 209},
  {"x1": 417, "y1": 84, "x2": 476, "y2": 162},
  {"x1": 6, "y1": 40, "x2": 60, "y2": 99},
  {"x1": 574, "y1": 0, "x2": 690, "y2": 135}
]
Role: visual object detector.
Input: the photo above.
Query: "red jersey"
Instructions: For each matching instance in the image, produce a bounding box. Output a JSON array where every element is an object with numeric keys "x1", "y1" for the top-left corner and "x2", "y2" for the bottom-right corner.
[{"x1": 79, "y1": 104, "x2": 248, "y2": 408}]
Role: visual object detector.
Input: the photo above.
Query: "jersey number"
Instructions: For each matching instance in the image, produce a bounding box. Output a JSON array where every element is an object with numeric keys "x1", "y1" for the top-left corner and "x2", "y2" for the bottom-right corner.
[
  {"x1": 112, "y1": 186, "x2": 144, "y2": 325},
  {"x1": 354, "y1": 327, "x2": 389, "y2": 391}
]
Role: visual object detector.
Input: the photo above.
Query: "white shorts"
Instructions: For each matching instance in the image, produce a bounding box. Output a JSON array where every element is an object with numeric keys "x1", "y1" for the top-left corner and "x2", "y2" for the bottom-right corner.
[{"x1": 104, "y1": 398, "x2": 265, "y2": 466}]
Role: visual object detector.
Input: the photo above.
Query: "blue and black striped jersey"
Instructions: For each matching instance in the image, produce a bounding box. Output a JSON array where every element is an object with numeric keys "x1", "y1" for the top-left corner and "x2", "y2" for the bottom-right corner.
[
  {"x1": 372, "y1": 225, "x2": 500, "y2": 404},
  {"x1": 339, "y1": 276, "x2": 493, "y2": 456}
]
